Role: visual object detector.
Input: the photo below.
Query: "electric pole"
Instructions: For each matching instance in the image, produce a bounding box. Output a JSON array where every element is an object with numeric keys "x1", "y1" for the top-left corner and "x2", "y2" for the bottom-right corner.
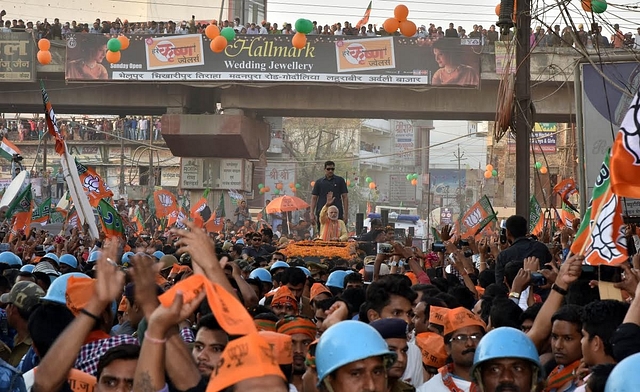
[
  {"x1": 119, "y1": 130, "x2": 125, "y2": 197},
  {"x1": 452, "y1": 144, "x2": 467, "y2": 222},
  {"x1": 515, "y1": 0, "x2": 532, "y2": 218}
]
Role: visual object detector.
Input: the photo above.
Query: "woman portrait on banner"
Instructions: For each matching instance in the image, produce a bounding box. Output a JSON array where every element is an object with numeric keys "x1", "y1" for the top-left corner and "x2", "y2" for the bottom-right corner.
[
  {"x1": 66, "y1": 37, "x2": 109, "y2": 80},
  {"x1": 430, "y1": 38, "x2": 479, "y2": 86}
]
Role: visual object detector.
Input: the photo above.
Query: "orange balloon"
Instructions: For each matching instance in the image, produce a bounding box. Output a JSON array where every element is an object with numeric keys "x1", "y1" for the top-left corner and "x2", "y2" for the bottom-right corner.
[
  {"x1": 38, "y1": 38, "x2": 51, "y2": 51},
  {"x1": 292, "y1": 32, "x2": 307, "y2": 49},
  {"x1": 484, "y1": 171, "x2": 492, "y2": 179},
  {"x1": 264, "y1": 186, "x2": 271, "y2": 192},
  {"x1": 210, "y1": 36, "x2": 228, "y2": 53},
  {"x1": 346, "y1": 179, "x2": 351, "y2": 186},
  {"x1": 205, "y1": 24, "x2": 220, "y2": 39},
  {"x1": 384, "y1": 18, "x2": 400, "y2": 34},
  {"x1": 276, "y1": 183, "x2": 283, "y2": 190},
  {"x1": 368, "y1": 182, "x2": 376, "y2": 189},
  {"x1": 310, "y1": 181, "x2": 315, "y2": 187},
  {"x1": 117, "y1": 35, "x2": 130, "y2": 50},
  {"x1": 105, "y1": 50, "x2": 121, "y2": 63},
  {"x1": 291, "y1": 188, "x2": 297, "y2": 193},
  {"x1": 486, "y1": 164, "x2": 494, "y2": 172},
  {"x1": 411, "y1": 179, "x2": 418, "y2": 186},
  {"x1": 581, "y1": 0, "x2": 592, "y2": 11},
  {"x1": 394, "y1": 4, "x2": 410, "y2": 21},
  {"x1": 540, "y1": 166, "x2": 548, "y2": 174},
  {"x1": 37, "y1": 50, "x2": 52, "y2": 65},
  {"x1": 400, "y1": 20, "x2": 417, "y2": 37}
]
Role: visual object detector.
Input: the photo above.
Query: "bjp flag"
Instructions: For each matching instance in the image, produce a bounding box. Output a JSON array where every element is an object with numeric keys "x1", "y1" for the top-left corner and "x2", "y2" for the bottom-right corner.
[
  {"x1": 190, "y1": 197, "x2": 212, "y2": 228},
  {"x1": 611, "y1": 92, "x2": 640, "y2": 198},
  {"x1": 459, "y1": 195, "x2": 497, "y2": 237},
  {"x1": 553, "y1": 178, "x2": 579, "y2": 212},
  {"x1": 154, "y1": 189, "x2": 178, "y2": 219},
  {"x1": 529, "y1": 196, "x2": 545, "y2": 237},
  {"x1": 76, "y1": 159, "x2": 113, "y2": 207}
]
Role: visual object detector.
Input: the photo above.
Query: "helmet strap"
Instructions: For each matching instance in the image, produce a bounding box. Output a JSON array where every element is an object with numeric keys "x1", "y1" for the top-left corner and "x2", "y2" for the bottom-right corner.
[{"x1": 322, "y1": 378, "x2": 336, "y2": 392}]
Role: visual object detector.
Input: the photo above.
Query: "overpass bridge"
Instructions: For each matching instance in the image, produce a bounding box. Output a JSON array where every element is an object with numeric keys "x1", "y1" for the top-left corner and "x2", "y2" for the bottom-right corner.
[{"x1": 0, "y1": 33, "x2": 612, "y2": 158}]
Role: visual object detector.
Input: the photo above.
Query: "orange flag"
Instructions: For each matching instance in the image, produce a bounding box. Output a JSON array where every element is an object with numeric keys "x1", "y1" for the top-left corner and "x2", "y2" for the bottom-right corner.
[
  {"x1": 154, "y1": 189, "x2": 178, "y2": 219},
  {"x1": 553, "y1": 178, "x2": 578, "y2": 212},
  {"x1": 611, "y1": 93, "x2": 640, "y2": 198},
  {"x1": 76, "y1": 160, "x2": 113, "y2": 207},
  {"x1": 10, "y1": 208, "x2": 32, "y2": 241}
]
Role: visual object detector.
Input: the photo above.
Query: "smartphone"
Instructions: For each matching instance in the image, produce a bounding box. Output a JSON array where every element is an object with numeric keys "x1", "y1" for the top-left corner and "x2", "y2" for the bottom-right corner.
[
  {"x1": 581, "y1": 265, "x2": 598, "y2": 281},
  {"x1": 363, "y1": 264, "x2": 374, "y2": 283},
  {"x1": 463, "y1": 249, "x2": 474, "y2": 258},
  {"x1": 500, "y1": 219, "x2": 507, "y2": 244},
  {"x1": 599, "y1": 265, "x2": 623, "y2": 283},
  {"x1": 432, "y1": 242, "x2": 446, "y2": 252},
  {"x1": 377, "y1": 243, "x2": 393, "y2": 254},
  {"x1": 458, "y1": 239, "x2": 469, "y2": 248},
  {"x1": 530, "y1": 272, "x2": 547, "y2": 286}
]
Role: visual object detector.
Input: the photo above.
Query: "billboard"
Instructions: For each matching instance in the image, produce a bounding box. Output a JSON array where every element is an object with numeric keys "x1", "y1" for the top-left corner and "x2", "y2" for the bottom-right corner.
[
  {"x1": 0, "y1": 33, "x2": 35, "y2": 82},
  {"x1": 389, "y1": 174, "x2": 416, "y2": 202},
  {"x1": 507, "y1": 122, "x2": 557, "y2": 153},
  {"x1": 578, "y1": 61, "x2": 640, "y2": 215},
  {"x1": 264, "y1": 162, "x2": 297, "y2": 198},
  {"x1": 392, "y1": 120, "x2": 416, "y2": 165},
  {"x1": 65, "y1": 34, "x2": 480, "y2": 87},
  {"x1": 180, "y1": 158, "x2": 252, "y2": 191}
]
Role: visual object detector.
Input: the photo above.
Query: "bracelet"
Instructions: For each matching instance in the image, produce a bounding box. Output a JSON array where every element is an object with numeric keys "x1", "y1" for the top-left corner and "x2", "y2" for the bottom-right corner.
[
  {"x1": 551, "y1": 283, "x2": 569, "y2": 296},
  {"x1": 508, "y1": 292, "x2": 521, "y2": 299},
  {"x1": 79, "y1": 308, "x2": 101, "y2": 322},
  {"x1": 144, "y1": 331, "x2": 167, "y2": 344}
]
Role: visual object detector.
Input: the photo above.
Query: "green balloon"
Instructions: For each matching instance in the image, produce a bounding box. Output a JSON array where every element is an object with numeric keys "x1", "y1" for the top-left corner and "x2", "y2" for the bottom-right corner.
[
  {"x1": 365, "y1": 177, "x2": 372, "y2": 183},
  {"x1": 534, "y1": 162, "x2": 542, "y2": 169},
  {"x1": 274, "y1": 189, "x2": 280, "y2": 195},
  {"x1": 258, "y1": 183, "x2": 264, "y2": 189},
  {"x1": 107, "y1": 38, "x2": 121, "y2": 52},
  {"x1": 406, "y1": 174, "x2": 412, "y2": 181},
  {"x1": 492, "y1": 169, "x2": 498, "y2": 177},
  {"x1": 295, "y1": 183, "x2": 301, "y2": 189},
  {"x1": 413, "y1": 173, "x2": 419, "y2": 180},
  {"x1": 221, "y1": 27, "x2": 236, "y2": 41},
  {"x1": 592, "y1": 0, "x2": 607, "y2": 13},
  {"x1": 304, "y1": 19, "x2": 314, "y2": 34},
  {"x1": 295, "y1": 18, "x2": 313, "y2": 34}
]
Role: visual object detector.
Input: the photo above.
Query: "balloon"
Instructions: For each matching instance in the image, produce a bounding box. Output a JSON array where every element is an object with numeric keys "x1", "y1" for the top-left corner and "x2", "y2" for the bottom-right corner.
[
  {"x1": 210, "y1": 36, "x2": 228, "y2": 53},
  {"x1": 291, "y1": 188, "x2": 297, "y2": 193},
  {"x1": 295, "y1": 183, "x2": 301, "y2": 189},
  {"x1": 105, "y1": 50, "x2": 121, "y2": 63},
  {"x1": 107, "y1": 38, "x2": 122, "y2": 52},
  {"x1": 264, "y1": 186, "x2": 271, "y2": 192},
  {"x1": 37, "y1": 50, "x2": 52, "y2": 65},
  {"x1": 276, "y1": 183, "x2": 283, "y2": 190},
  {"x1": 406, "y1": 174, "x2": 412, "y2": 181},
  {"x1": 292, "y1": 32, "x2": 307, "y2": 49},
  {"x1": 274, "y1": 189, "x2": 280, "y2": 195},
  {"x1": 411, "y1": 179, "x2": 418, "y2": 186},
  {"x1": 310, "y1": 181, "x2": 315, "y2": 187},
  {"x1": 484, "y1": 171, "x2": 492, "y2": 179},
  {"x1": 205, "y1": 24, "x2": 220, "y2": 39},
  {"x1": 399, "y1": 20, "x2": 417, "y2": 37},
  {"x1": 365, "y1": 177, "x2": 372, "y2": 183},
  {"x1": 492, "y1": 169, "x2": 498, "y2": 177},
  {"x1": 412, "y1": 173, "x2": 419, "y2": 180},
  {"x1": 394, "y1": 4, "x2": 410, "y2": 21},
  {"x1": 540, "y1": 166, "x2": 548, "y2": 174},
  {"x1": 369, "y1": 182, "x2": 376, "y2": 189},
  {"x1": 221, "y1": 27, "x2": 236, "y2": 41},
  {"x1": 295, "y1": 18, "x2": 313, "y2": 34},
  {"x1": 383, "y1": 18, "x2": 400, "y2": 34},
  {"x1": 117, "y1": 35, "x2": 130, "y2": 50},
  {"x1": 534, "y1": 162, "x2": 542, "y2": 169},
  {"x1": 581, "y1": 0, "x2": 592, "y2": 11},
  {"x1": 259, "y1": 190, "x2": 264, "y2": 194},
  {"x1": 37, "y1": 38, "x2": 51, "y2": 51},
  {"x1": 258, "y1": 183, "x2": 264, "y2": 189},
  {"x1": 346, "y1": 180, "x2": 351, "y2": 186},
  {"x1": 591, "y1": 0, "x2": 607, "y2": 13},
  {"x1": 486, "y1": 164, "x2": 494, "y2": 172},
  {"x1": 289, "y1": 182, "x2": 295, "y2": 188}
]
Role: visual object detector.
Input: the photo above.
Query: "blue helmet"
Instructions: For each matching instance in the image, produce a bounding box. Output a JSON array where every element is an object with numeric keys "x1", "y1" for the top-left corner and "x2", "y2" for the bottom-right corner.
[
  {"x1": 605, "y1": 352, "x2": 640, "y2": 392},
  {"x1": 42, "y1": 253, "x2": 60, "y2": 265},
  {"x1": 326, "y1": 270, "x2": 350, "y2": 289},
  {"x1": 20, "y1": 265, "x2": 35, "y2": 273},
  {"x1": 316, "y1": 321, "x2": 396, "y2": 386},
  {"x1": 59, "y1": 254, "x2": 78, "y2": 269},
  {"x1": 270, "y1": 261, "x2": 289, "y2": 271},
  {"x1": 0, "y1": 252, "x2": 21, "y2": 267},
  {"x1": 121, "y1": 251, "x2": 135, "y2": 266},
  {"x1": 471, "y1": 327, "x2": 543, "y2": 383},
  {"x1": 152, "y1": 251, "x2": 165, "y2": 260},
  {"x1": 297, "y1": 266, "x2": 311, "y2": 277},
  {"x1": 249, "y1": 268, "x2": 272, "y2": 284},
  {"x1": 41, "y1": 272, "x2": 90, "y2": 305},
  {"x1": 87, "y1": 251, "x2": 101, "y2": 263}
]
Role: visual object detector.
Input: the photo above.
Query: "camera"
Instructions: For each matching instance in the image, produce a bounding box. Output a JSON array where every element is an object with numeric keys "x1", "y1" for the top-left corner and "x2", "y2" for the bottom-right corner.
[
  {"x1": 457, "y1": 239, "x2": 469, "y2": 248},
  {"x1": 530, "y1": 272, "x2": 547, "y2": 286},
  {"x1": 377, "y1": 243, "x2": 393, "y2": 254},
  {"x1": 12, "y1": 154, "x2": 23, "y2": 163},
  {"x1": 431, "y1": 242, "x2": 446, "y2": 252}
]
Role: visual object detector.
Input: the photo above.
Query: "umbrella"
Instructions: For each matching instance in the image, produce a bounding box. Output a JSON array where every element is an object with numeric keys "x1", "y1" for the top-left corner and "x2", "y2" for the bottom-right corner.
[{"x1": 266, "y1": 195, "x2": 310, "y2": 214}]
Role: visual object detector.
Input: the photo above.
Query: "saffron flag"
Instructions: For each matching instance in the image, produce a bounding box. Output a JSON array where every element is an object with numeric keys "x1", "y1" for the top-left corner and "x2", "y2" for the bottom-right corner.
[
  {"x1": 132, "y1": 208, "x2": 144, "y2": 234},
  {"x1": 66, "y1": 207, "x2": 81, "y2": 230},
  {"x1": 0, "y1": 138, "x2": 21, "y2": 161},
  {"x1": 50, "y1": 207, "x2": 67, "y2": 224},
  {"x1": 355, "y1": 1, "x2": 372, "y2": 29},
  {"x1": 190, "y1": 198, "x2": 212, "y2": 228},
  {"x1": 97, "y1": 199, "x2": 124, "y2": 238},
  {"x1": 41, "y1": 82, "x2": 66, "y2": 155},
  {"x1": 570, "y1": 153, "x2": 627, "y2": 265},
  {"x1": 6, "y1": 184, "x2": 32, "y2": 219},
  {"x1": 10, "y1": 207, "x2": 32, "y2": 241},
  {"x1": 555, "y1": 203, "x2": 576, "y2": 229},
  {"x1": 154, "y1": 189, "x2": 178, "y2": 219},
  {"x1": 32, "y1": 197, "x2": 51, "y2": 225},
  {"x1": 610, "y1": 92, "x2": 640, "y2": 198},
  {"x1": 76, "y1": 160, "x2": 113, "y2": 207},
  {"x1": 529, "y1": 196, "x2": 545, "y2": 236},
  {"x1": 168, "y1": 207, "x2": 187, "y2": 228},
  {"x1": 553, "y1": 178, "x2": 579, "y2": 212},
  {"x1": 459, "y1": 195, "x2": 497, "y2": 237}
]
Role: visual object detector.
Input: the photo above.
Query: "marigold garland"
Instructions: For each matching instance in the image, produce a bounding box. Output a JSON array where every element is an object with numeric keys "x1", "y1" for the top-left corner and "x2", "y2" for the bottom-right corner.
[{"x1": 280, "y1": 240, "x2": 357, "y2": 259}]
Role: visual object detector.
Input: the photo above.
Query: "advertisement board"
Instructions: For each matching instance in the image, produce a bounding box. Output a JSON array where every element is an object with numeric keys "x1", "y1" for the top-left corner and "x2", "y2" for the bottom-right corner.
[
  {"x1": 0, "y1": 33, "x2": 35, "y2": 82},
  {"x1": 392, "y1": 120, "x2": 416, "y2": 165},
  {"x1": 507, "y1": 122, "x2": 557, "y2": 153},
  {"x1": 180, "y1": 158, "x2": 252, "y2": 190},
  {"x1": 65, "y1": 34, "x2": 480, "y2": 87},
  {"x1": 264, "y1": 162, "x2": 297, "y2": 198}
]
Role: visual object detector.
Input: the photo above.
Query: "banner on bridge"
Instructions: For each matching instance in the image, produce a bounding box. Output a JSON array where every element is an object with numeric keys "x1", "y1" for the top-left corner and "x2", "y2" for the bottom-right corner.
[
  {"x1": 0, "y1": 33, "x2": 35, "y2": 82},
  {"x1": 65, "y1": 34, "x2": 480, "y2": 87}
]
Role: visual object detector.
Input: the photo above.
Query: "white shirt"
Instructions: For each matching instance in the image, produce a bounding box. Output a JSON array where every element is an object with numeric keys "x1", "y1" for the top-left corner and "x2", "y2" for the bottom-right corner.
[
  {"x1": 401, "y1": 341, "x2": 424, "y2": 388},
  {"x1": 23, "y1": 369, "x2": 35, "y2": 391},
  {"x1": 417, "y1": 372, "x2": 472, "y2": 392}
]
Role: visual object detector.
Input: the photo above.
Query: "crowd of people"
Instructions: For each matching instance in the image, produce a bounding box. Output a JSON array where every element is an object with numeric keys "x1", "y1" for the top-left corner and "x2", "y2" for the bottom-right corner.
[{"x1": 2, "y1": 8, "x2": 639, "y2": 50}]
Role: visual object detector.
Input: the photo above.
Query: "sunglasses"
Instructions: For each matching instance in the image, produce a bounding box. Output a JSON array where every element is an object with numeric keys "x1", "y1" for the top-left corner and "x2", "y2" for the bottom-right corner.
[{"x1": 325, "y1": 167, "x2": 335, "y2": 171}]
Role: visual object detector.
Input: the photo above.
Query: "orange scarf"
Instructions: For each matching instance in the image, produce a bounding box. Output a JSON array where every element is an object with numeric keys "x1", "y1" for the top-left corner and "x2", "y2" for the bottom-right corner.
[
  {"x1": 439, "y1": 363, "x2": 478, "y2": 392},
  {"x1": 545, "y1": 360, "x2": 580, "y2": 392}
]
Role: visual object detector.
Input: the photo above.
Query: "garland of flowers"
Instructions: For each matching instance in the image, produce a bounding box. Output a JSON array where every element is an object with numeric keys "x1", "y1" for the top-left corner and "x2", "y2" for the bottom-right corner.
[{"x1": 281, "y1": 240, "x2": 357, "y2": 259}]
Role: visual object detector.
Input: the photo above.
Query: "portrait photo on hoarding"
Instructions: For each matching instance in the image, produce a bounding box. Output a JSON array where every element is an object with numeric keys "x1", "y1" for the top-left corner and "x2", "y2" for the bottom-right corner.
[
  {"x1": 66, "y1": 35, "x2": 109, "y2": 80},
  {"x1": 422, "y1": 38, "x2": 480, "y2": 87}
]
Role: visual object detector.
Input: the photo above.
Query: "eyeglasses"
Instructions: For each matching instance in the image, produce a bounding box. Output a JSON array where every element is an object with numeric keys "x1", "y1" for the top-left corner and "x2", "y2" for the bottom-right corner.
[
  {"x1": 272, "y1": 304, "x2": 295, "y2": 312},
  {"x1": 272, "y1": 257, "x2": 284, "y2": 261},
  {"x1": 450, "y1": 333, "x2": 483, "y2": 343},
  {"x1": 325, "y1": 167, "x2": 335, "y2": 171},
  {"x1": 253, "y1": 238, "x2": 262, "y2": 241}
]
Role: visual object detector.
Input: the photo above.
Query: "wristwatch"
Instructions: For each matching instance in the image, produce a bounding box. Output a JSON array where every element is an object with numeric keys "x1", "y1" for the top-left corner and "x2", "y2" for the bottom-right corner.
[
  {"x1": 508, "y1": 291, "x2": 521, "y2": 299},
  {"x1": 551, "y1": 283, "x2": 568, "y2": 296}
]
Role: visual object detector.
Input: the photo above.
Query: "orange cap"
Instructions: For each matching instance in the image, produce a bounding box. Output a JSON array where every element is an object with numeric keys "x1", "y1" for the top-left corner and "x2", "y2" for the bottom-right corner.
[
  {"x1": 271, "y1": 286, "x2": 298, "y2": 312},
  {"x1": 415, "y1": 332, "x2": 448, "y2": 369},
  {"x1": 443, "y1": 307, "x2": 486, "y2": 336},
  {"x1": 254, "y1": 318, "x2": 277, "y2": 332},
  {"x1": 259, "y1": 331, "x2": 293, "y2": 365},
  {"x1": 310, "y1": 283, "x2": 331, "y2": 302},
  {"x1": 67, "y1": 368, "x2": 97, "y2": 391},
  {"x1": 155, "y1": 274, "x2": 168, "y2": 286},
  {"x1": 66, "y1": 276, "x2": 95, "y2": 316},
  {"x1": 405, "y1": 271, "x2": 418, "y2": 285},
  {"x1": 170, "y1": 264, "x2": 192, "y2": 275},
  {"x1": 428, "y1": 305, "x2": 450, "y2": 327},
  {"x1": 276, "y1": 317, "x2": 317, "y2": 341},
  {"x1": 159, "y1": 274, "x2": 256, "y2": 336},
  {"x1": 206, "y1": 333, "x2": 286, "y2": 391}
]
